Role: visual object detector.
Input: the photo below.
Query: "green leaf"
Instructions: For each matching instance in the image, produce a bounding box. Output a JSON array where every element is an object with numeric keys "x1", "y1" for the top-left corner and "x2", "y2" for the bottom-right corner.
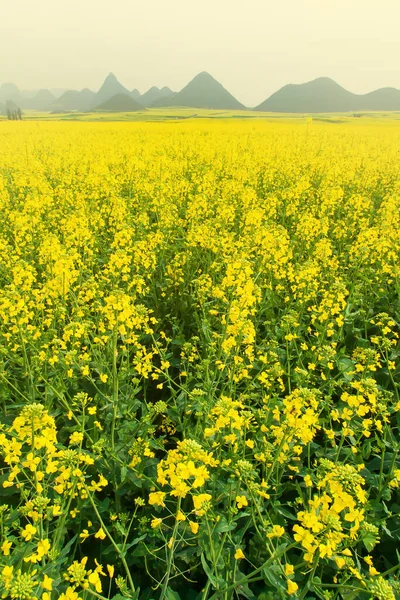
[
  {"x1": 124, "y1": 534, "x2": 147, "y2": 550},
  {"x1": 275, "y1": 505, "x2": 296, "y2": 520},
  {"x1": 362, "y1": 531, "x2": 379, "y2": 552},
  {"x1": 201, "y1": 553, "x2": 217, "y2": 587},
  {"x1": 215, "y1": 518, "x2": 237, "y2": 533},
  {"x1": 164, "y1": 587, "x2": 181, "y2": 600},
  {"x1": 262, "y1": 566, "x2": 284, "y2": 590},
  {"x1": 337, "y1": 357, "x2": 354, "y2": 380}
]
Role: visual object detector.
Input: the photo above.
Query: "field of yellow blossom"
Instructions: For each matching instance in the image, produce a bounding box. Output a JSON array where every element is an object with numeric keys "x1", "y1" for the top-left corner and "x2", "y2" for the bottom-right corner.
[{"x1": 0, "y1": 118, "x2": 399, "y2": 600}]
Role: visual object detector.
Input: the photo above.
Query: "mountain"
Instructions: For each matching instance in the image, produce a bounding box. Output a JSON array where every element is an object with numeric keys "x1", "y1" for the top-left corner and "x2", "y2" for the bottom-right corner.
[
  {"x1": 358, "y1": 87, "x2": 400, "y2": 111},
  {"x1": 28, "y1": 89, "x2": 55, "y2": 110},
  {"x1": 79, "y1": 88, "x2": 97, "y2": 109},
  {"x1": 95, "y1": 73, "x2": 131, "y2": 105},
  {"x1": 131, "y1": 88, "x2": 141, "y2": 100},
  {"x1": 255, "y1": 77, "x2": 400, "y2": 112},
  {"x1": 140, "y1": 86, "x2": 175, "y2": 107},
  {"x1": 153, "y1": 72, "x2": 244, "y2": 109},
  {"x1": 51, "y1": 88, "x2": 96, "y2": 111},
  {"x1": 256, "y1": 78, "x2": 358, "y2": 112},
  {"x1": 0, "y1": 82, "x2": 22, "y2": 104},
  {"x1": 49, "y1": 88, "x2": 69, "y2": 99},
  {"x1": 95, "y1": 93, "x2": 144, "y2": 112}
]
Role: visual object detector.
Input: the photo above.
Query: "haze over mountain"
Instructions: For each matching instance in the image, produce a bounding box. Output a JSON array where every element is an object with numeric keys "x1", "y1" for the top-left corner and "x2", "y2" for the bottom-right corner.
[
  {"x1": 256, "y1": 77, "x2": 400, "y2": 112},
  {"x1": 140, "y1": 86, "x2": 175, "y2": 107},
  {"x1": 95, "y1": 93, "x2": 144, "y2": 112},
  {"x1": 0, "y1": 82, "x2": 56, "y2": 110},
  {"x1": 95, "y1": 73, "x2": 131, "y2": 105},
  {"x1": 357, "y1": 87, "x2": 400, "y2": 111},
  {"x1": 51, "y1": 88, "x2": 96, "y2": 112},
  {"x1": 153, "y1": 71, "x2": 244, "y2": 109},
  {"x1": 0, "y1": 83, "x2": 21, "y2": 104},
  {"x1": 4, "y1": 72, "x2": 400, "y2": 114},
  {"x1": 29, "y1": 89, "x2": 55, "y2": 109}
]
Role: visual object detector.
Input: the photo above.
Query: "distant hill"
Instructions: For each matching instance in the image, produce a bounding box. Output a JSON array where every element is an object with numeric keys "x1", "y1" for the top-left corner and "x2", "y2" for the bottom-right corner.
[
  {"x1": 140, "y1": 86, "x2": 175, "y2": 107},
  {"x1": 358, "y1": 87, "x2": 400, "y2": 111},
  {"x1": 153, "y1": 72, "x2": 244, "y2": 109},
  {"x1": 95, "y1": 93, "x2": 144, "y2": 112},
  {"x1": 95, "y1": 73, "x2": 131, "y2": 105},
  {"x1": 49, "y1": 88, "x2": 69, "y2": 99},
  {"x1": 0, "y1": 84, "x2": 56, "y2": 110},
  {"x1": 256, "y1": 77, "x2": 400, "y2": 112},
  {"x1": 5, "y1": 73, "x2": 400, "y2": 115},
  {"x1": 28, "y1": 89, "x2": 55, "y2": 110},
  {"x1": 0, "y1": 82, "x2": 22, "y2": 104},
  {"x1": 51, "y1": 89, "x2": 96, "y2": 111}
]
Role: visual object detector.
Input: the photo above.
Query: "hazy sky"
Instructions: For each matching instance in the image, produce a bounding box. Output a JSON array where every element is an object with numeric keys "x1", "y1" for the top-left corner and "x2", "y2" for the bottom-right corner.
[{"x1": 1, "y1": 0, "x2": 400, "y2": 106}]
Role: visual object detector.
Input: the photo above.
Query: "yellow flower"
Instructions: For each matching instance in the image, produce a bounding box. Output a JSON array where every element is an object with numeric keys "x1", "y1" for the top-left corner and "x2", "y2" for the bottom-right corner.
[
  {"x1": 2, "y1": 565, "x2": 13, "y2": 582},
  {"x1": 107, "y1": 564, "x2": 115, "y2": 578},
  {"x1": 176, "y1": 510, "x2": 186, "y2": 521},
  {"x1": 287, "y1": 580, "x2": 299, "y2": 595},
  {"x1": 69, "y1": 431, "x2": 84, "y2": 445},
  {"x1": 59, "y1": 587, "x2": 82, "y2": 600},
  {"x1": 335, "y1": 557, "x2": 346, "y2": 569},
  {"x1": 42, "y1": 575, "x2": 53, "y2": 591},
  {"x1": 148, "y1": 491, "x2": 166, "y2": 507},
  {"x1": 189, "y1": 521, "x2": 199, "y2": 534},
  {"x1": 88, "y1": 571, "x2": 102, "y2": 593},
  {"x1": 151, "y1": 517, "x2": 162, "y2": 529},
  {"x1": 1, "y1": 540, "x2": 12, "y2": 556},
  {"x1": 304, "y1": 474, "x2": 312, "y2": 487},
  {"x1": 37, "y1": 539, "x2": 51, "y2": 559},
  {"x1": 236, "y1": 495, "x2": 248, "y2": 509},
  {"x1": 285, "y1": 564, "x2": 294, "y2": 576},
  {"x1": 100, "y1": 373, "x2": 108, "y2": 383},
  {"x1": 79, "y1": 529, "x2": 90, "y2": 542},
  {"x1": 94, "y1": 527, "x2": 106, "y2": 540},
  {"x1": 21, "y1": 523, "x2": 37, "y2": 541},
  {"x1": 234, "y1": 548, "x2": 245, "y2": 560},
  {"x1": 267, "y1": 525, "x2": 285, "y2": 538},
  {"x1": 192, "y1": 493, "x2": 212, "y2": 510}
]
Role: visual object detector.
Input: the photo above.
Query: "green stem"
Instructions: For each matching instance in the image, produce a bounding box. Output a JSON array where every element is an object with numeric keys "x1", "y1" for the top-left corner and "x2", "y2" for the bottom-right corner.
[
  {"x1": 85, "y1": 485, "x2": 136, "y2": 597},
  {"x1": 159, "y1": 498, "x2": 182, "y2": 600}
]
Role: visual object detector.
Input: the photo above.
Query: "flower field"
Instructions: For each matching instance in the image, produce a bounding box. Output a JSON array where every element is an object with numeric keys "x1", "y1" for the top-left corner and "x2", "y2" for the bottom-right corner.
[{"x1": 0, "y1": 119, "x2": 399, "y2": 600}]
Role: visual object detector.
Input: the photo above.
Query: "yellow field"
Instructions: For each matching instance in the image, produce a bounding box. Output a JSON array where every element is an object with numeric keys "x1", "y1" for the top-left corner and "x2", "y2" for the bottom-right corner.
[{"x1": 0, "y1": 119, "x2": 399, "y2": 599}]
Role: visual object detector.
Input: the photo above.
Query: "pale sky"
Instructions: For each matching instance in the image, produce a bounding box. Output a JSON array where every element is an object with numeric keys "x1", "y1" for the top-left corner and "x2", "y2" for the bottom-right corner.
[{"x1": 1, "y1": 0, "x2": 400, "y2": 106}]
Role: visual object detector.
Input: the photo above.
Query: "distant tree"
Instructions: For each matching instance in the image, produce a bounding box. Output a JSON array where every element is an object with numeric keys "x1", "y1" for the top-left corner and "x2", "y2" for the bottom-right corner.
[{"x1": 6, "y1": 101, "x2": 22, "y2": 120}]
